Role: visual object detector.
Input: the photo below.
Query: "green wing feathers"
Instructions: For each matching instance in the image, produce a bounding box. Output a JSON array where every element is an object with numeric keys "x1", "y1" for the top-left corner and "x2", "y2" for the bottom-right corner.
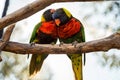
[
  {"x1": 29, "y1": 21, "x2": 57, "y2": 76},
  {"x1": 81, "y1": 26, "x2": 85, "y2": 42},
  {"x1": 29, "y1": 22, "x2": 48, "y2": 76},
  {"x1": 29, "y1": 22, "x2": 41, "y2": 43},
  {"x1": 29, "y1": 54, "x2": 48, "y2": 76},
  {"x1": 28, "y1": 22, "x2": 41, "y2": 59}
]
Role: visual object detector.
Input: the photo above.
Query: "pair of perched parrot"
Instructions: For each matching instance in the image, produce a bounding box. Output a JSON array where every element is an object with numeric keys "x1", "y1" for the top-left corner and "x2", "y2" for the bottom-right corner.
[{"x1": 29, "y1": 8, "x2": 85, "y2": 80}]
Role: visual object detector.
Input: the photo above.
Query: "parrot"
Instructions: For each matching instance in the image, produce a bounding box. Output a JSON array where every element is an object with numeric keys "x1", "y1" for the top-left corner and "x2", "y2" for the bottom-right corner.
[
  {"x1": 52, "y1": 8, "x2": 85, "y2": 80},
  {"x1": 29, "y1": 9, "x2": 57, "y2": 76}
]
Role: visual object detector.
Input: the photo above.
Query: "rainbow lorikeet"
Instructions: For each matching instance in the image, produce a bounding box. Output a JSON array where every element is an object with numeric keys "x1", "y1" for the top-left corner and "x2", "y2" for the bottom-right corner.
[
  {"x1": 29, "y1": 9, "x2": 57, "y2": 76},
  {"x1": 52, "y1": 8, "x2": 85, "y2": 80}
]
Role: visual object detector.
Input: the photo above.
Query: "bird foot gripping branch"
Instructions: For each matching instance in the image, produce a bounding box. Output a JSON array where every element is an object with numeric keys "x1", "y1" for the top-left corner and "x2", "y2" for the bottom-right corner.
[
  {"x1": 72, "y1": 41, "x2": 78, "y2": 48},
  {"x1": 30, "y1": 42, "x2": 36, "y2": 46},
  {"x1": 59, "y1": 42, "x2": 64, "y2": 47}
]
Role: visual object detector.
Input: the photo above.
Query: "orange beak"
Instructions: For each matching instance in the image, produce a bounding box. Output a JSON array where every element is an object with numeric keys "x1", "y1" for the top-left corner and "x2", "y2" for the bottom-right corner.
[{"x1": 55, "y1": 19, "x2": 61, "y2": 26}]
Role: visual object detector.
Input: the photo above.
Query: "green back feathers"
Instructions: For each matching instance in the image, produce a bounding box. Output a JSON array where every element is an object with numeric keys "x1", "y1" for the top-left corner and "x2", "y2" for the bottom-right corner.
[
  {"x1": 29, "y1": 22, "x2": 41, "y2": 43},
  {"x1": 81, "y1": 24, "x2": 85, "y2": 42}
]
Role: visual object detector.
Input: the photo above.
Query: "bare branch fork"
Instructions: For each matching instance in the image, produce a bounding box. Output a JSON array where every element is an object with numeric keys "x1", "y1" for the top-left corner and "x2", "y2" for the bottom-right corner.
[
  {"x1": 1, "y1": 32, "x2": 120, "y2": 55},
  {"x1": 0, "y1": 24, "x2": 15, "y2": 61}
]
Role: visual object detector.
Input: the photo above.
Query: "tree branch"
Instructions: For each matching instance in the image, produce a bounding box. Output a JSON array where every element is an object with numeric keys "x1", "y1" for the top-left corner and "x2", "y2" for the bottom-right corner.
[
  {"x1": 0, "y1": 24, "x2": 15, "y2": 62},
  {"x1": 0, "y1": 0, "x2": 103, "y2": 30},
  {"x1": 1, "y1": 32, "x2": 120, "y2": 55},
  {"x1": 0, "y1": 24, "x2": 15, "y2": 50}
]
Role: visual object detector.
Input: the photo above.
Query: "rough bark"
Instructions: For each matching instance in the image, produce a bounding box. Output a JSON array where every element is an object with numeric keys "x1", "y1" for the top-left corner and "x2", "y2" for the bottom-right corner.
[
  {"x1": 1, "y1": 32, "x2": 120, "y2": 55},
  {"x1": 0, "y1": 0, "x2": 103, "y2": 30}
]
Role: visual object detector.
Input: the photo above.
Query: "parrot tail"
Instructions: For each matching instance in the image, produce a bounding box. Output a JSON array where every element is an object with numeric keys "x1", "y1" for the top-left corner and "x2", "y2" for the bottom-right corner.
[
  {"x1": 69, "y1": 54, "x2": 83, "y2": 80},
  {"x1": 29, "y1": 54, "x2": 48, "y2": 76}
]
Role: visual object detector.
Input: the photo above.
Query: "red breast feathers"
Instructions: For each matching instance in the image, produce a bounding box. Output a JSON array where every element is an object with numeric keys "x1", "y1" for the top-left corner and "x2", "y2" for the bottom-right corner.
[
  {"x1": 58, "y1": 18, "x2": 81, "y2": 39},
  {"x1": 39, "y1": 21, "x2": 57, "y2": 38}
]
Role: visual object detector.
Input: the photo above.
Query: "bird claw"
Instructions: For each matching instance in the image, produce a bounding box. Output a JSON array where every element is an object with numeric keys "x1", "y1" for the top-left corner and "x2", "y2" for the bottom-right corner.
[
  {"x1": 72, "y1": 41, "x2": 78, "y2": 48},
  {"x1": 30, "y1": 42, "x2": 36, "y2": 46},
  {"x1": 51, "y1": 42, "x2": 56, "y2": 45},
  {"x1": 59, "y1": 42, "x2": 64, "y2": 47}
]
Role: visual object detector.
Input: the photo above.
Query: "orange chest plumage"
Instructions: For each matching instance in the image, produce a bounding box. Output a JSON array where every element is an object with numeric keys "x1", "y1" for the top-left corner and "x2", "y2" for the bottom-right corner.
[
  {"x1": 39, "y1": 21, "x2": 57, "y2": 38},
  {"x1": 57, "y1": 18, "x2": 81, "y2": 39}
]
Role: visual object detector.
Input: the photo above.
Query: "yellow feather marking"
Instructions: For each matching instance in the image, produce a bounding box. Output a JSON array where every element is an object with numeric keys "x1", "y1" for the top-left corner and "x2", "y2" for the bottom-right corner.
[
  {"x1": 71, "y1": 54, "x2": 83, "y2": 80},
  {"x1": 41, "y1": 15, "x2": 45, "y2": 22},
  {"x1": 63, "y1": 8, "x2": 72, "y2": 18},
  {"x1": 33, "y1": 39, "x2": 39, "y2": 43},
  {"x1": 36, "y1": 56, "x2": 42, "y2": 64}
]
